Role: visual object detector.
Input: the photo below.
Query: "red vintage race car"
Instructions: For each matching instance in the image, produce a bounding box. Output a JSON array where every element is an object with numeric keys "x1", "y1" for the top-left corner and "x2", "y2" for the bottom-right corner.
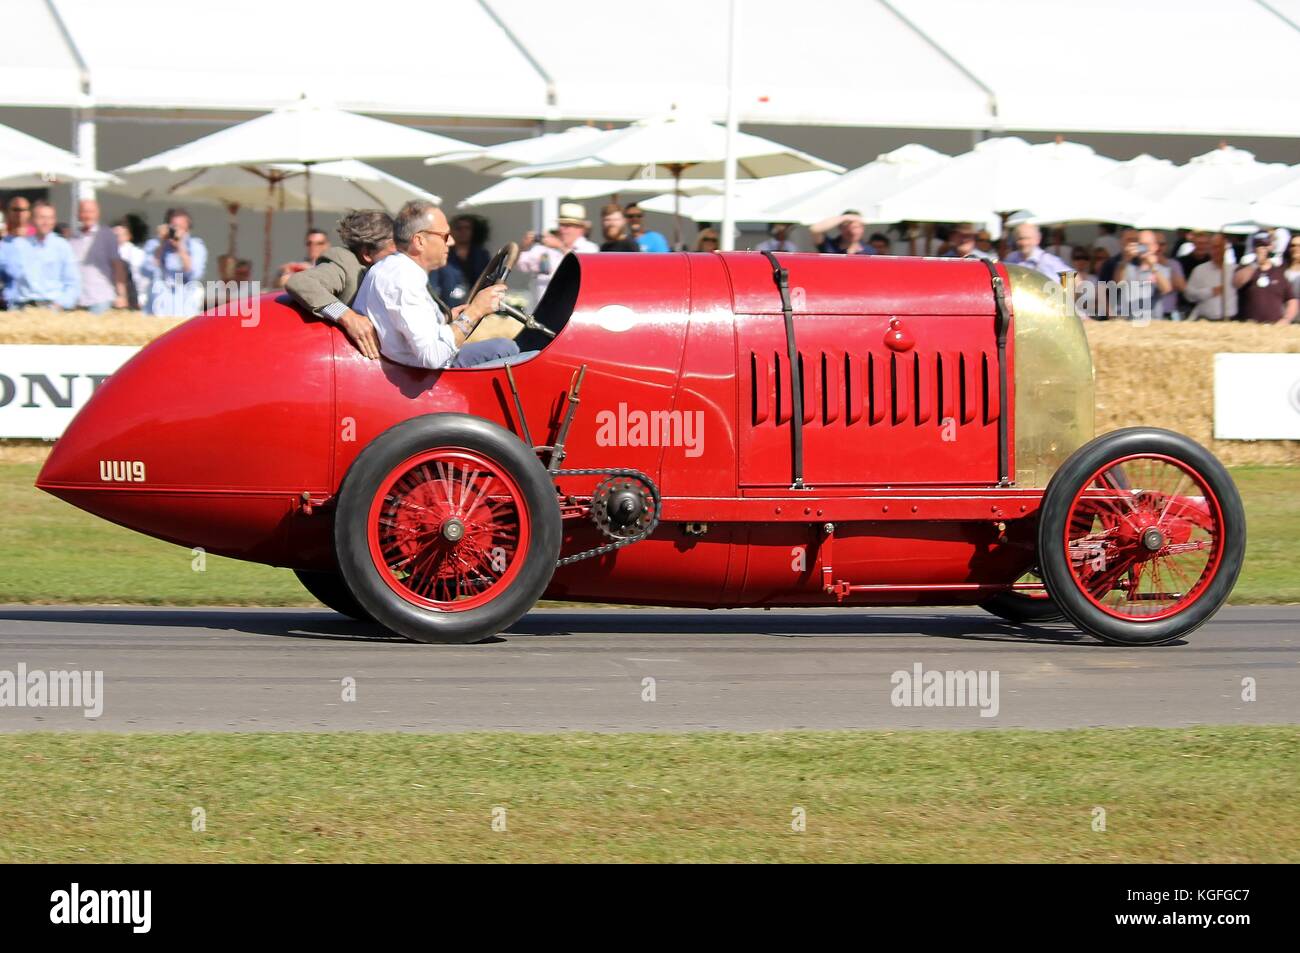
[{"x1": 36, "y1": 248, "x2": 1244, "y2": 645}]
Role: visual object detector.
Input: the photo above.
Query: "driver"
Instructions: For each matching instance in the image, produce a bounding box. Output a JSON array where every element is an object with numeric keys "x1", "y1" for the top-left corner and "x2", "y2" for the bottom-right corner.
[{"x1": 352, "y1": 201, "x2": 519, "y2": 369}]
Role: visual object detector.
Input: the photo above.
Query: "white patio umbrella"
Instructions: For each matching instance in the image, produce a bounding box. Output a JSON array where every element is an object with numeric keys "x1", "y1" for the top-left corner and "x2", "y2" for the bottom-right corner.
[
  {"x1": 761, "y1": 144, "x2": 949, "y2": 226},
  {"x1": 504, "y1": 111, "x2": 844, "y2": 247},
  {"x1": 458, "y1": 175, "x2": 709, "y2": 209},
  {"x1": 1213, "y1": 165, "x2": 1300, "y2": 230},
  {"x1": 122, "y1": 101, "x2": 468, "y2": 277},
  {"x1": 866, "y1": 137, "x2": 1145, "y2": 234},
  {"x1": 0, "y1": 122, "x2": 118, "y2": 188},
  {"x1": 108, "y1": 160, "x2": 440, "y2": 260},
  {"x1": 1134, "y1": 145, "x2": 1286, "y2": 233},
  {"x1": 1100, "y1": 153, "x2": 1180, "y2": 198},
  {"x1": 638, "y1": 171, "x2": 839, "y2": 224},
  {"x1": 426, "y1": 125, "x2": 606, "y2": 175}
]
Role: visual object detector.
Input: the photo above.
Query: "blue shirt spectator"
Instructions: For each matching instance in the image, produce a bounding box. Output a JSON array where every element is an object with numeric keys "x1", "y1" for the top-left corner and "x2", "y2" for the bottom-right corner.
[
  {"x1": 0, "y1": 201, "x2": 79, "y2": 309},
  {"x1": 624, "y1": 204, "x2": 670, "y2": 252},
  {"x1": 140, "y1": 209, "x2": 207, "y2": 316}
]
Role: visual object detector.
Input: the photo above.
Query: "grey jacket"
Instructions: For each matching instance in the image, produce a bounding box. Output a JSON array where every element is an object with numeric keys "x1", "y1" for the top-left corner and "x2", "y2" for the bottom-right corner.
[{"x1": 285, "y1": 246, "x2": 365, "y2": 316}]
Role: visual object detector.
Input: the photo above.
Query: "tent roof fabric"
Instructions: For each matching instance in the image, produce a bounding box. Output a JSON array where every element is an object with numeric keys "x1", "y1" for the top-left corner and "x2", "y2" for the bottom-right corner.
[{"x1": 5, "y1": 0, "x2": 1300, "y2": 137}]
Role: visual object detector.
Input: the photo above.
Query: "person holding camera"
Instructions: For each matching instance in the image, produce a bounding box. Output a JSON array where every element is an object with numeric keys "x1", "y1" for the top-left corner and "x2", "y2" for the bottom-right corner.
[
  {"x1": 1112, "y1": 229, "x2": 1173, "y2": 320},
  {"x1": 1233, "y1": 231, "x2": 1297, "y2": 324},
  {"x1": 140, "y1": 207, "x2": 208, "y2": 317}
]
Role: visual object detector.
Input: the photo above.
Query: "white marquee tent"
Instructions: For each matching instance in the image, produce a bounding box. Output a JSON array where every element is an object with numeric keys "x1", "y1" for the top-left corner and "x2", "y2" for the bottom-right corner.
[{"x1": 9, "y1": 0, "x2": 1300, "y2": 137}]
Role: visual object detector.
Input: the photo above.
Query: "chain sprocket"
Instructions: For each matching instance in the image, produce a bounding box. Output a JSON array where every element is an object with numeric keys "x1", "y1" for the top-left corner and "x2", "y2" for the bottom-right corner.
[{"x1": 551, "y1": 468, "x2": 661, "y2": 567}]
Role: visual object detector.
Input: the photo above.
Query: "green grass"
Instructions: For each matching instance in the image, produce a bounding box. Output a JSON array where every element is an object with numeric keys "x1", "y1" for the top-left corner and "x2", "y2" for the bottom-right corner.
[
  {"x1": 1230, "y1": 467, "x2": 1300, "y2": 603},
  {"x1": 0, "y1": 463, "x2": 308, "y2": 605},
  {"x1": 1, "y1": 462, "x2": 1296, "y2": 605},
  {"x1": 0, "y1": 728, "x2": 1295, "y2": 862}
]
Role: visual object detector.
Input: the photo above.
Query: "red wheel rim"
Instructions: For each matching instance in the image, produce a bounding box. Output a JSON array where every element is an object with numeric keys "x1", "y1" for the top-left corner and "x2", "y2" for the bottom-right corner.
[
  {"x1": 1062, "y1": 453, "x2": 1224, "y2": 621},
  {"x1": 366, "y1": 447, "x2": 531, "y2": 612}
]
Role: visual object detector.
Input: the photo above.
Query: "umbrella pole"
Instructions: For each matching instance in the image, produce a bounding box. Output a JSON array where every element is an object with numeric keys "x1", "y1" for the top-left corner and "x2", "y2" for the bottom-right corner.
[
  {"x1": 1222, "y1": 231, "x2": 1229, "y2": 319},
  {"x1": 305, "y1": 163, "x2": 314, "y2": 232},
  {"x1": 225, "y1": 202, "x2": 240, "y2": 260},
  {"x1": 263, "y1": 179, "x2": 275, "y2": 287},
  {"x1": 670, "y1": 162, "x2": 684, "y2": 251},
  {"x1": 674, "y1": 182, "x2": 682, "y2": 251}
]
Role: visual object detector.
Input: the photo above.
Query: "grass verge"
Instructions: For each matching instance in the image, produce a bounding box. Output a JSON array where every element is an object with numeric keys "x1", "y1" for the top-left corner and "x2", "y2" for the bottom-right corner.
[{"x1": 0, "y1": 727, "x2": 1296, "y2": 863}]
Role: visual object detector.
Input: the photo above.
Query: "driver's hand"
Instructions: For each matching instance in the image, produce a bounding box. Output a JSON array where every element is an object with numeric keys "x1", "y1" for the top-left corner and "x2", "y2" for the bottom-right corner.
[
  {"x1": 338, "y1": 308, "x2": 381, "y2": 360},
  {"x1": 465, "y1": 282, "x2": 508, "y2": 322}
]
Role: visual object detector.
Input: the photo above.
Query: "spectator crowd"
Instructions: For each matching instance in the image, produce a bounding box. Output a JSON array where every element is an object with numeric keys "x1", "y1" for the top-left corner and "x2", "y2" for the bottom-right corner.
[{"x1": 2, "y1": 190, "x2": 1295, "y2": 324}]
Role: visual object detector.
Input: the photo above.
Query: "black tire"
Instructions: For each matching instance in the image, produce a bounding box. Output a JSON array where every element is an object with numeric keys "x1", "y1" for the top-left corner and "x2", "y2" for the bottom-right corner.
[
  {"x1": 1037, "y1": 428, "x2": 1245, "y2": 646},
  {"x1": 334, "y1": 413, "x2": 561, "y2": 644},
  {"x1": 980, "y1": 584, "x2": 1065, "y2": 624},
  {"x1": 293, "y1": 569, "x2": 373, "y2": 622}
]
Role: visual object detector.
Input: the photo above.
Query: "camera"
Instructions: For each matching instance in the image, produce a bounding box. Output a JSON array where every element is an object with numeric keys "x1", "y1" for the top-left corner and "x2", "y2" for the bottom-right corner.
[{"x1": 167, "y1": 226, "x2": 178, "y2": 241}]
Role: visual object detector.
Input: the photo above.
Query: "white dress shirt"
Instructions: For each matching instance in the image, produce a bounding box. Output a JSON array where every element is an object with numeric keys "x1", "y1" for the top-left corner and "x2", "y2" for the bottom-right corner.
[
  {"x1": 1184, "y1": 260, "x2": 1237, "y2": 320},
  {"x1": 353, "y1": 252, "x2": 457, "y2": 369}
]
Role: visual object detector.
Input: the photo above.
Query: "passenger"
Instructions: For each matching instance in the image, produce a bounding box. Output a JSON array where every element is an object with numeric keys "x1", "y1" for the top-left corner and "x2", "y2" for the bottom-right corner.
[
  {"x1": 352, "y1": 200, "x2": 516, "y2": 370},
  {"x1": 286, "y1": 209, "x2": 397, "y2": 360}
]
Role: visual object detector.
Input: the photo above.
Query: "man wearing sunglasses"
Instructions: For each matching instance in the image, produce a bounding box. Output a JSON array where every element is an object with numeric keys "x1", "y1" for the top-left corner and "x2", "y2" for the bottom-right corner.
[
  {"x1": 352, "y1": 201, "x2": 517, "y2": 369},
  {"x1": 623, "y1": 202, "x2": 670, "y2": 253}
]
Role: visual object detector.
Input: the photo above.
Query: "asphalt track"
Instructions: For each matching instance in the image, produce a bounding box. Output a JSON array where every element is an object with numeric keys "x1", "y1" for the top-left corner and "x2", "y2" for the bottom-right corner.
[{"x1": 0, "y1": 604, "x2": 1295, "y2": 732}]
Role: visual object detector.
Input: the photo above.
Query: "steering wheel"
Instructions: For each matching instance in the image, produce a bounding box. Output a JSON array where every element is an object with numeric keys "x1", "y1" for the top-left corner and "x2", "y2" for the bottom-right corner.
[
  {"x1": 465, "y1": 241, "x2": 556, "y2": 339},
  {"x1": 464, "y1": 241, "x2": 518, "y2": 305}
]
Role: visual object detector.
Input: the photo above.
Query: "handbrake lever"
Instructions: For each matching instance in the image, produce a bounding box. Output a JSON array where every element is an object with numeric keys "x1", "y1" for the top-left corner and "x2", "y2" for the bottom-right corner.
[{"x1": 498, "y1": 301, "x2": 557, "y2": 339}]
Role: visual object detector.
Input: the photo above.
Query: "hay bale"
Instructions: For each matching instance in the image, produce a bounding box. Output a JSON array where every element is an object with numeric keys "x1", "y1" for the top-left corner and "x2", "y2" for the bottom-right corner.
[
  {"x1": 1085, "y1": 320, "x2": 1300, "y2": 467},
  {"x1": 0, "y1": 309, "x2": 184, "y2": 346},
  {"x1": 0, "y1": 439, "x2": 54, "y2": 465}
]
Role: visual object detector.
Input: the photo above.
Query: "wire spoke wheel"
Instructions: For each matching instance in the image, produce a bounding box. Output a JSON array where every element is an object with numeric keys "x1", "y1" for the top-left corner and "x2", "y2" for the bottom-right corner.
[
  {"x1": 1036, "y1": 429, "x2": 1244, "y2": 646},
  {"x1": 367, "y1": 448, "x2": 531, "y2": 612},
  {"x1": 1065, "y1": 454, "x2": 1222, "y2": 622}
]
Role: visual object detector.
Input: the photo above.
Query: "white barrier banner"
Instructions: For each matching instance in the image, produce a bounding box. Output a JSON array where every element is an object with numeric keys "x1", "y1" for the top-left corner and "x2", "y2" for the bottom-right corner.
[
  {"x1": 0, "y1": 345, "x2": 140, "y2": 439},
  {"x1": 1214, "y1": 352, "x2": 1300, "y2": 440}
]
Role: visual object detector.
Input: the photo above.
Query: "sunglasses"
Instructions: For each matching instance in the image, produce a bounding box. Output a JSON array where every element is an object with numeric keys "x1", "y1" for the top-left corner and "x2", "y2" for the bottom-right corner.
[{"x1": 417, "y1": 228, "x2": 451, "y2": 242}]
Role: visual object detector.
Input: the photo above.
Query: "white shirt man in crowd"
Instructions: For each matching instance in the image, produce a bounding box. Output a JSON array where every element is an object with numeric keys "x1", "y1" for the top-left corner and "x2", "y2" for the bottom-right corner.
[
  {"x1": 517, "y1": 202, "x2": 599, "y2": 301},
  {"x1": 352, "y1": 200, "x2": 517, "y2": 370},
  {"x1": 754, "y1": 223, "x2": 799, "y2": 253},
  {"x1": 1003, "y1": 223, "x2": 1071, "y2": 278},
  {"x1": 1184, "y1": 234, "x2": 1238, "y2": 320},
  {"x1": 68, "y1": 199, "x2": 128, "y2": 313}
]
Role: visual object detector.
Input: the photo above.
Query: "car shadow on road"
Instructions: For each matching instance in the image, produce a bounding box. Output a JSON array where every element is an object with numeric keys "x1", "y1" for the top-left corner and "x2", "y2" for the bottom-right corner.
[
  {"x1": 0, "y1": 606, "x2": 408, "y2": 644},
  {"x1": 508, "y1": 611, "x2": 1110, "y2": 646},
  {"x1": 0, "y1": 605, "x2": 1137, "y2": 648}
]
